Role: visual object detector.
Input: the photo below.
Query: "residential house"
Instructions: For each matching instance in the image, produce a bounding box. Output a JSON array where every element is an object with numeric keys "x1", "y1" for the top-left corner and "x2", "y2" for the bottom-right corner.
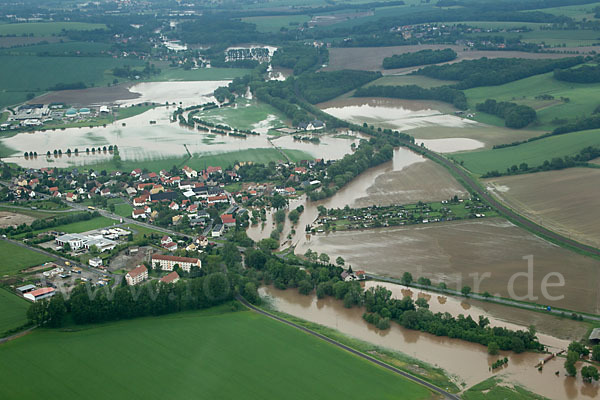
[
  {"x1": 160, "y1": 271, "x2": 180, "y2": 284},
  {"x1": 152, "y1": 254, "x2": 201, "y2": 273},
  {"x1": 125, "y1": 265, "x2": 148, "y2": 286}
]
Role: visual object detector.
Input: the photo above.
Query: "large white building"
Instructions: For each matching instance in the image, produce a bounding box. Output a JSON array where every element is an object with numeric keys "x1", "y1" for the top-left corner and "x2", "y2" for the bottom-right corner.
[
  {"x1": 55, "y1": 233, "x2": 116, "y2": 253},
  {"x1": 125, "y1": 265, "x2": 148, "y2": 286},
  {"x1": 151, "y1": 254, "x2": 201, "y2": 273}
]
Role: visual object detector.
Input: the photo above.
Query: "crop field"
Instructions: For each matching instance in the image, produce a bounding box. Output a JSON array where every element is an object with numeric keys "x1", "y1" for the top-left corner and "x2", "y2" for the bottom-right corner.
[
  {"x1": 0, "y1": 56, "x2": 144, "y2": 108},
  {"x1": 0, "y1": 240, "x2": 52, "y2": 275},
  {"x1": 0, "y1": 289, "x2": 29, "y2": 335},
  {"x1": 365, "y1": 75, "x2": 456, "y2": 88},
  {"x1": 242, "y1": 15, "x2": 311, "y2": 32},
  {"x1": 194, "y1": 99, "x2": 287, "y2": 131},
  {"x1": 464, "y1": 72, "x2": 600, "y2": 130},
  {"x1": 0, "y1": 307, "x2": 433, "y2": 400},
  {"x1": 485, "y1": 168, "x2": 600, "y2": 248},
  {"x1": 0, "y1": 22, "x2": 107, "y2": 36},
  {"x1": 325, "y1": 45, "x2": 577, "y2": 72},
  {"x1": 469, "y1": 29, "x2": 600, "y2": 47},
  {"x1": 453, "y1": 128, "x2": 600, "y2": 175},
  {"x1": 296, "y1": 218, "x2": 600, "y2": 314}
]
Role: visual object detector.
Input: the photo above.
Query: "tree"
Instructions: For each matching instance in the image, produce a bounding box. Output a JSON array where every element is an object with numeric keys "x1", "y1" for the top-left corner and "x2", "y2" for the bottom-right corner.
[
  {"x1": 568, "y1": 341, "x2": 589, "y2": 357},
  {"x1": 581, "y1": 366, "x2": 599, "y2": 383},
  {"x1": 243, "y1": 282, "x2": 260, "y2": 304},
  {"x1": 46, "y1": 294, "x2": 67, "y2": 327},
  {"x1": 564, "y1": 351, "x2": 579, "y2": 376},
  {"x1": 592, "y1": 345, "x2": 600, "y2": 362},
  {"x1": 26, "y1": 300, "x2": 48, "y2": 326},
  {"x1": 335, "y1": 256, "x2": 345, "y2": 267},
  {"x1": 298, "y1": 279, "x2": 313, "y2": 295},
  {"x1": 318, "y1": 253, "x2": 330, "y2": 264},
  {"x1": 510, "y1": 337, "x2": 525, "y2": 353},
  {"x1": 401, "y1": 272, "x2": 413, "y2": 285},
  {"x1": 461, "y1": 286, "x2": 472, "y2": 297},
  {"x1": 415, "y1": 297, "x2": 429, "y2": 309},
  {"x1": 271, "y1": 194, "x2": 287, "y2": 209},
  {"x1": 488, "y1": 341, "x2": 500, "y2": 355}
]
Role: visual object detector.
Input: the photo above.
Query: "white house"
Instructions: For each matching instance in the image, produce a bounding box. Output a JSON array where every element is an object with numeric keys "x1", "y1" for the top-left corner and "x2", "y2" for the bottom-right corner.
[{"x1": 151, "y1": 254, "x2": 201, "y2": 273}]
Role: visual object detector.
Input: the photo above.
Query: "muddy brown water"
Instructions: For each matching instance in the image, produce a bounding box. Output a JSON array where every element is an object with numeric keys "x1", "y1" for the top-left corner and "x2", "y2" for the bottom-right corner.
[
  {"x1": 260, "y1": 285, "x2": 596, "y2": 399},
  {"x1": 294, "y1": 218, "x2": 600, "y2": 315}
]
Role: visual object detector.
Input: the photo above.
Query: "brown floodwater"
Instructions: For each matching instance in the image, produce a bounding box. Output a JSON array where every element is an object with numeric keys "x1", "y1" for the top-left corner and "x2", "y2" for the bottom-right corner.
[
  {"x1": 260, "y1": 285, "x2": 597, "y2": 399},
  {"x1": 294, "y1": 218, "x2": 600, "y2": 314}
]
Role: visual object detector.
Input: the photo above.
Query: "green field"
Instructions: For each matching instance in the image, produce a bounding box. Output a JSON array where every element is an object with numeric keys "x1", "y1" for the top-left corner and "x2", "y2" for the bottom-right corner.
[
  {"x1": 196, "y1": 99, "x2": 288, "y2": 131},
  {"x1": 113, "y1": 203, "x2": 133, "y2": 218},
  {"x1": 463, "y1": 377, "x2": 548, "y2": 400},
  {"x1": 464, "y1": 72, "x2": 600, "y2": 130},
  {"x1": 0, "y1": 289, "x2": 30, "y2": 335},
  {"x1": 531, "y1": 2, "x2": 600, "y2": 21},
  {"x1": 0, "y1": 240, "x2": 52, "y2": 275},
  {"x1": 0, "y1": 307, "x2": 433, "y2": 399},
  {"x1": 453, "y1": 128, "x2": 600, "y2": 174},
  {"x1": 14, "y1": 216, "x2": 117, "y2": 238},
  {"x1": 0, "y1": 22, "x2": 107, "y2": 36},
  {"x1": 115, "y1": 105, "x2": 157, "y2": 120}
]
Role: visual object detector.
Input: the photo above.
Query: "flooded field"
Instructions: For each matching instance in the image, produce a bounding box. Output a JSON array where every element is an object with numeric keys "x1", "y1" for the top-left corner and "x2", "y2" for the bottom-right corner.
[
  {"x1": 319, "y1": 97, "x2": 473, "y2": 131},
  {"x1": 324, "y1": 44, "x2": 587, "y2": 73},
  {"x1": 415, "y1": 138, "x2": 484, "y2": 153},
  {"x1": 260, "y1": 285, "x2": 597, "y2": 399},
  {"x1": 2, "y1": 82, "x2": 363, "y2": 168},
  {"x1": 486, "y1": 168, "x2": 600, "y2": 248},
  {"x1": 408, "y1": 125, "x2": 541, "y2": 149},
  {"x1": 295, "y1": 218, "x2": 600, "y2": 314}
]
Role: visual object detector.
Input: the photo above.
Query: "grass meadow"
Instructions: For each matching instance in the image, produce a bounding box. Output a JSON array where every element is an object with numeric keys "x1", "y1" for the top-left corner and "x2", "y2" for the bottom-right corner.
[
  {"x1": 0, "y1": 22, "x2": 107, "y2": 36},
  {"x1": 0, "y1": 240, "x2": 52, "y2": 275},
  {"x1": 0, "y1": 307, "x2": 433, "y2": 399},
  {"x1": 0, "y1": 289, "x2": 29, "y2": 335},
  {"x1": 13, "y1": 215, "x2": 117, "y2": 239},
  {"x1": 465, "y1": 72, "x2": 600, "y2": 130},
  {"x1": 453, "y1": 128, "x2": 600, "y2": 174}
]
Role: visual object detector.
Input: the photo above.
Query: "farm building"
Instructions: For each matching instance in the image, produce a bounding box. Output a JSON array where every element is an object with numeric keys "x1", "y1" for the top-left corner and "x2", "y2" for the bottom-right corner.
[
  {"x1": 16, "y1": 284, "x2": 36, "y2": 294},
  {"x1": 24, "y1": 287, "x2": 56, "y2": 302},
  {"x1": 590, "y1": 328, "x2": 600, "y2": 344}
]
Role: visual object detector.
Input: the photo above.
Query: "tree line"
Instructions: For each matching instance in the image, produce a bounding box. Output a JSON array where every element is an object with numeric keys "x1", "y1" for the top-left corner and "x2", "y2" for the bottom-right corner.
[
  {"x1": 415, "y1": 57, "x2": 583, "y2": 89},
  {"x1": 382, "y1": 48, "x2": 457, "y2": 69},
  {"x1": 554, "y1": 64, "x2": 600, "y2": 83},
  {"x1": 482, "y1": 146, "x2": 600, "y2": 178},
  {"x1": 271, "y1": 44, "x2": 328, "y2": 75},
  {"x1": 354, "y1": 84, "x2": 467, "y2": 109},
  {"x1": 476, "y1": 99, "x2": 537, "y2": 129}
]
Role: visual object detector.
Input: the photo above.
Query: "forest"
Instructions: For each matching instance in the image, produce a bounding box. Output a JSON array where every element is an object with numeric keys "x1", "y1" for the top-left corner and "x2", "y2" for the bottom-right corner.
[
  {"x1": 382, "y1": 48, "x2": 457, "y2": 69},
  {"x1": 476, "y1": 99, "x2": 537, "y2": 129},
  {"x1": 415, "y1": 57, "x2": 583, "y2": 89},
  {"x1": 295, "y1": 70, "x2": 381, "y2": 104},
  {"x1": 271, "y1": 44, "x2": 328, "y2": 75},
  {"x1": 554, "y1": 64, "x2": 600, "y2": 83},
  {"x1": 354, "y1": 84, "x2": 467, "y2": 109}
]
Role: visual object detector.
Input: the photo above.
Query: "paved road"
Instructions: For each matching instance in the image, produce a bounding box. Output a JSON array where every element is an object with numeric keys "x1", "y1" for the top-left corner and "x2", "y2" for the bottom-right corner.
[
  {"x1": 236, "y1": 295, "x2": 460, "y2": 400},
  {"x1": 408, "y1": 143, "x2": 600, "y2": 258},
  {"x1": 366, "y1": 273, "x2": 600, "y2": 323}
]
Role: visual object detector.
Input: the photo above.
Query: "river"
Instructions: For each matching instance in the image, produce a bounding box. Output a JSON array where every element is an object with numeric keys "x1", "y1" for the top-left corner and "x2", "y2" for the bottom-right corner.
[{"x1": 259, "y1": 284, "x2": 597, "y2": 399}]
